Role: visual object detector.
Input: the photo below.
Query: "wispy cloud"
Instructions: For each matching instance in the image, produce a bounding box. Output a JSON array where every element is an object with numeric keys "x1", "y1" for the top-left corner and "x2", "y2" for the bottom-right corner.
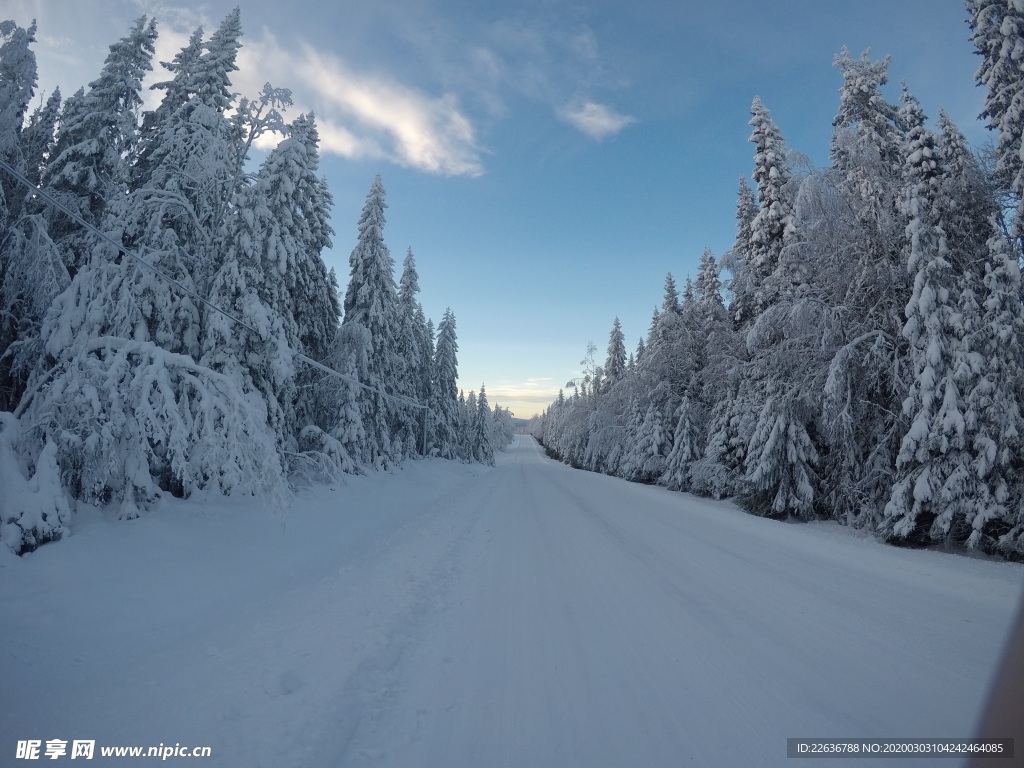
[
  {"x1": 238, "y1": 36, "x2": 484, "y2": 177},
  {"x1": 560, "y1": 100, "x2": 636, "y2": 140}
]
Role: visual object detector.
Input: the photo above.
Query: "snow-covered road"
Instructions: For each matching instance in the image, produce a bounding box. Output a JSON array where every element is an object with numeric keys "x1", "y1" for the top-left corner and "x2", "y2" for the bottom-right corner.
[{"x1": 2, "y1": 435, "x2": 1022, "y2": 767}]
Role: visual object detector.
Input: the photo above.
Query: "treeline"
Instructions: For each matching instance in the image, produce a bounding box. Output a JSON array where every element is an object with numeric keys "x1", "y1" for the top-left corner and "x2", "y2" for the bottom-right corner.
[
  {"x1": 0, "y1": 12, "x2": 512, "y2": 555},
  {"x1": 529, "y1": 3, "x2": 1024, "y2": 560}
]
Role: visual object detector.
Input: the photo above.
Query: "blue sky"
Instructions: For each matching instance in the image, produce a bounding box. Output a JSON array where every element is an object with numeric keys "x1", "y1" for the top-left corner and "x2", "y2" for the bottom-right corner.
[{"x1": 13, "y1": 0, "x2": 986, "y2": 417}]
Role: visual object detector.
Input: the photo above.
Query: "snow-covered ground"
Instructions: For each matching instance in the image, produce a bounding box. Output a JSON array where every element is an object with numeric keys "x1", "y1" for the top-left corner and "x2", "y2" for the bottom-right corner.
[{"x1": 2, "y1": 435, "x2": 1021, "y2": 767}]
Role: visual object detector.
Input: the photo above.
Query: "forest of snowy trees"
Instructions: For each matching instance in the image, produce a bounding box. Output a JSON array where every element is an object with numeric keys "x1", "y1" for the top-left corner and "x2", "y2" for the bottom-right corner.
[
  {"x1": 0, "y1": 11, "x2": 513, "y2": 555},
  {"x1": 529, "y1": 2, "x2": 1024, "y2": 560}
]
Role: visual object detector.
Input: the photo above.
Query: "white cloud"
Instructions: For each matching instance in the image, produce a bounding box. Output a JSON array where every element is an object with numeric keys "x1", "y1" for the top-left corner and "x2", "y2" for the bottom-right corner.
[
  {"x1": 560, "y1": 100, "x2": 636, "y2": 141},
  {"x1": 238, "y1": 35, "x2": 485, "y2": 177}
]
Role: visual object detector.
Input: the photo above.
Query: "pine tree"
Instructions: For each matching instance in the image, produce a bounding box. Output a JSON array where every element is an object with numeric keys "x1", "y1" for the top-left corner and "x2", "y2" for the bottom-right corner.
[
  {"x1": 118, "y1": 11, "x2": 247, "y2": 359},
  {"x1": 0, "y1": 21, "x2": 66, "y2": 413},
  {"x1": 817, "y1": 50, "x2": 912, "y2": 527},
  {"x1": 883, "y1": 106, "x2": 972, "y2": 546},
  {"x1": 200, "y1": 166, "x2": 295, "y2": 456},
  {"x1": 247, "y1": 113, "x2": 340, "y2": 438},
  {"x1": 723, "y1": 176, "x2": 759, "y2": 328},
  {"x1": 19, "y1": 87, "x2": 60, "y2": 186},
  {"x1": 747, "y1": 96, "x2": 796, "y2": 314},
  {"x1": 604, "y1": 316, "x2": 627, "y2": 388},
  {"x1": 395, "y1": 247, "x2": 428, "y2": 454},
  {"x1": 474, "y1": 384, "x2": 495, "y2": 465},
  {"x1": 961, "y1": 228, "x2": 1024, "y2": 553},
  {"x1": 343, "y1": 174, "x2": 403, "y2": 467},
  {"x1": 968, "y1": 0, "x2": 1024, "y2": 238},
  {"x1": 431, "y1": 308, "x2": 460, "y2": 458},
  {"x1": 0, "y1": 20, "x2": 38, "y2": 215},
  {"x1": 661, "y1": 395, "x2": 701, "y2": 491},
  {"x1": 42, "y1": 16, "x2": 157, "y2": 276},
  {"x1": 21, "y1": 12, "x2": 284, "y2": 515}
]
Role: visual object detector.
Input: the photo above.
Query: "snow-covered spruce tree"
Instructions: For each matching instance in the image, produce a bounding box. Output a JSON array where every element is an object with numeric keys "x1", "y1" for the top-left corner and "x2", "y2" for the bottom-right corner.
[
  {"x1": 490, "y1": 404, "x2": 515, "y2": 450},
  {"x1": 968, "y1": 0, "x2": 1024, "y2": 240},
  {"x1": 473, "y1": 384, "x2": 495, "y2": 465},
  {"x1": 722, "y1": 176, "x2": 759, "y2": 328},
  {"x1": 5, "y1": 17, "x2": 154, "y2": 414},
  {"x1": 342, "y1": 174, "x2": 403, "y2": 467},
  {"x1": 394, "y1": 247, "x2": 429, "y2": 455},
  {"x1": 936, "y1": 110, "x2": 998, "y2": 271},
  {"x1": 728, "y1": 98, "x2": 827, "y2": 519},
  {"x1": 134, "y1": 27, "x2": 203, "y2": 180},
  {"x1": 604, "y1": 316, "x2": 627, "y2": 388},
  {"x1": 430, "y1": 307, "x2": 460, "y2": 459},
  {"x1": 18, "y1": 87, "x2": 60, "y2": 188},
  {"x1": 117, "y1": 11, "x2": 247, "y2": 360},
  {"x1": 579, "y1": 318, "x2": 630, "y2": 474},
  {"x1": 233, "y1": 112, "x2": 341, "y2": 451},
  {"x1": 882, "y1": 103, "x2": 974, "y2": 547},
  {"x1": 830, "y1": 48, "x2": 907, "y2": 335},
  {"x1": 0, "y1": 20, "x2": 73, "y2": 553},
  {"x1": 200, "y1": 164, "x2": 295, "y2": 463},
  {"x1": 0, "y1": 202, "x2": 67, "y2": 413},
  {"x1": 699, "y1": 187, "x2": 758, "y2": 498},
  {"x1": 747, "y1": 97, "x2": 797, "y2": 315},
  {"x1": 0, "y1": 20, "x2": 36, "y2": 218},
  {"x1": 42, "y1": 16, "x2": 157, "y2": 278},
  {"x1": 681, "y1": 249, "x2": 741, "y2": 494},
  {"x1": 662, "y1": 395, "x2": 701, "y2": 491},
  {"x1": 461, "y1": 389, "x2": 476, "y2": 460},
  {"x1": 814, "y1": 51, "x2": 913, "y2": 529},
  {"x1": 0, "y1": 20, "x2": 46, "y2": 410},
  {"x1": 21, "y1": 11, "x2": 284, "y2": 515},
  {"x1": 960, "y1": 227, "x2": 1024, "y2": 554}
]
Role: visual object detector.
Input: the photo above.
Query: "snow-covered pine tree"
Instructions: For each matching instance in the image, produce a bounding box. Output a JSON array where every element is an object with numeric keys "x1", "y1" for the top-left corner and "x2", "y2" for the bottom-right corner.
[
  {"x1": 242, "y1": 113, "x2": 340, "y2": 443},
  {"x1": 474, "y1": 384, "x2": 495, "y2": 465},
  {"x1": 21, "y1": 12, "x2": 283, "y2": 515},
  {"x1": 200, "y1": 162, "x2": 295, "y2": 460},
  {"x1": 461, "y1": 389, "x2": 476, "y2": 460},
  {"x1": 935, "y1": 110, "x2": 996, "y2": 271},
  {"x1": 135, "y1": 27, "x2": 203, "y2": 180},
  {"x1": 604, "y1": 316, "x2": 627, "y2": 388},
  {"x1": 960, "y1": 227, "x2": 1024, "y2": 554},
  {"x1": 0, "y1": 20, "x2": 67, "y2": 413},
  {"x1": 883, "y1": 101, "x2": 973, "y2": 546},
  {"x1": 661, "y1": 395, "x2": 701, "y2": 491},
  {"x1": 968, "y1": 0, "x2": 1024, "y2": 240},
  {"x1": 747, "y1": 97, "x2": 796, "y2": 315},
  {"x1": 394, "y1": 247, "x2": 428, "y2": 455},
  {"x1": 118, "y1": 11, "x2": 247, "y2": 359},
  {"x1": 816, "y1": 50, "x2": 912, "y2": 528},
  {"x1": 831, "y1": 49, "x2": 907, "y2": 336},
  {"x1": 42, "y1": 16, "x2": 156, "y2": 277},
  {"x1": 722, "y1": 176, "x2": 759, "y2": 328},
  {"x1": 343, "y1": 174, "x2": 403, "y2": 467},
  {"x1": 0, "y1": 20, "x2": 37, "y2": 218},
  {"x1": 18, "y1": 87, "x2": 60, "y2": 187}
]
